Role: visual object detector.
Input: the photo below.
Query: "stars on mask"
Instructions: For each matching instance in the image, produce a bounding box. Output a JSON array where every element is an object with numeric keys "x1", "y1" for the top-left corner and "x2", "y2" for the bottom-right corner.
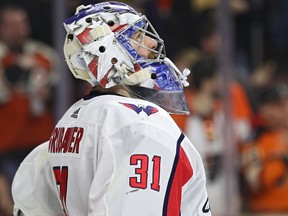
[{"x1": 69, "y1": 21, "x2": 81, "y2": 32}]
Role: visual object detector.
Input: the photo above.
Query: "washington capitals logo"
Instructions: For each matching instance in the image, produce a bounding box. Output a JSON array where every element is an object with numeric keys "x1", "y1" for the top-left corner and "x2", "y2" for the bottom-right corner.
[{"x1": 119, "y1": 102, "x2": 158, "y2": 116}]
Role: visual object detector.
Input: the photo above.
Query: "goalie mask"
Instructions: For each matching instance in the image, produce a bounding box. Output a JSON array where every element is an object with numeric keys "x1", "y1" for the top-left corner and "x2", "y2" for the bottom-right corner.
[{"x1": 63, "y1": 1, "x2": 190, "y2": 114}]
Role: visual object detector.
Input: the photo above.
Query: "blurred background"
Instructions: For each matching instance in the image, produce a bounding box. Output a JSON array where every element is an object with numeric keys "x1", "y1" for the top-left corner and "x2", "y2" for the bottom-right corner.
[{"x1": 1, "y1": 0, "x2": 288, "y2": 215}]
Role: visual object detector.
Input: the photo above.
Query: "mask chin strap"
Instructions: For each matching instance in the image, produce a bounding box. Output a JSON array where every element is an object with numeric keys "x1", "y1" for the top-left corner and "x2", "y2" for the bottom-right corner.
[
  {"x1": 113, "y1": 63, "x2": 151, "y2": 85},
  {"x1": 123, "y1": 68, "x2": 151, "y2": 85}
]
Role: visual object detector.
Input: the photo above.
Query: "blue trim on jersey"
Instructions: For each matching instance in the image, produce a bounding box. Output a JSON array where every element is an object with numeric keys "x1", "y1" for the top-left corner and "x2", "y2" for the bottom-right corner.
[{"x1": 162, "y1": 133, "x2": 185, "y2": 216}]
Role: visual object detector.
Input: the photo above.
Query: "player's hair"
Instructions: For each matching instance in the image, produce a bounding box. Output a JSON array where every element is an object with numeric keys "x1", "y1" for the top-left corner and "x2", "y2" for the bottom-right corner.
[{"x1": 0, "y1": 3, "x2": 28, "y2": 23}]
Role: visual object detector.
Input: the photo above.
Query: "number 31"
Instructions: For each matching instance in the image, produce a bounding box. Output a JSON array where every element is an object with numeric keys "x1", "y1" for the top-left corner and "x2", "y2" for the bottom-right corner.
[{"x1": 129, "y1": 154, "x2": 161, "y2": 191}]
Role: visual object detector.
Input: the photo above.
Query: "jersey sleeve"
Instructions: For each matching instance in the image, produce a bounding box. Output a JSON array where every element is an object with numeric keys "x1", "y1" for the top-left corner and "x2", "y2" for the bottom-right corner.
[
  {"x1": 88, "y1": 120, "x2": 211, "y2": 216},
  {"x1": 11, "y1": 142, "x2": 63, "y2": 216},
  {"x1": 181, "y1": 137, "x2": 212, "y2": 215}
]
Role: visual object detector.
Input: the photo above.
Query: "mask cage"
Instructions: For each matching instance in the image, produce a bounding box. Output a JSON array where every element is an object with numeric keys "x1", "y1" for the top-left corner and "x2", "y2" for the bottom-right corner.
[{"x1": 115, "y1": 17, "x2": 166, "y2": 67}]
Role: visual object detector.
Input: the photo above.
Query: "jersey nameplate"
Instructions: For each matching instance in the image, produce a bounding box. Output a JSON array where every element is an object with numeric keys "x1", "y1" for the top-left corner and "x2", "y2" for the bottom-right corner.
[{"x1": 48, "y1": 127, "x2": 84, "y2": 154}]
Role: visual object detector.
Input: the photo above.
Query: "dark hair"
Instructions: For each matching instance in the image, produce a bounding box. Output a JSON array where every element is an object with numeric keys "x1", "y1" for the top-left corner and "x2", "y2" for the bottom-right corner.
[
  {"x1": 190, "y1": 56, "x2": 217, "y2": 90},
  {"x1": 257, "y1": 84, "x2": 288, "y2": 106},
  {"x1": 0, "y1": 4, "x2": 27, "y2": 23},
  {"x1": 200, "y1": 18, "x2": 217, "y2": 41}
]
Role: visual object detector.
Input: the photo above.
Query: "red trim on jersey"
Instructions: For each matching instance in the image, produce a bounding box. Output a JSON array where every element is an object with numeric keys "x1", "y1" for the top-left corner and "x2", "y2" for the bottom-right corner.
[
  {"x1": 166, "y1": 147, "x2": 193, "y2": 216},
  {"x1": 163, "y1": 133, "x2": 193, "y2": 216}
]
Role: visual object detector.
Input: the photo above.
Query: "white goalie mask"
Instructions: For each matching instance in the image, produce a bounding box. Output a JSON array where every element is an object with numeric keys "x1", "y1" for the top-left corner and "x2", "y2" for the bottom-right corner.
[{"x1": 63, "y1": 1, "x2": 190, "y2": 114}]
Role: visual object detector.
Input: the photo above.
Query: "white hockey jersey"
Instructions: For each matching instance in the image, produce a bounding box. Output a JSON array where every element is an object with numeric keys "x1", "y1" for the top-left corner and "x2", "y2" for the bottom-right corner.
[{"x1": 12, "y1": 91, "x2": 211, "y2": 216}]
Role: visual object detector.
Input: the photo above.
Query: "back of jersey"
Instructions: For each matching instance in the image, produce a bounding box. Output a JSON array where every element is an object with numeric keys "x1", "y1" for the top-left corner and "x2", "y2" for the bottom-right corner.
[{"x1": 47, "y1": 93, "x2": 210, "y2": 216}]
